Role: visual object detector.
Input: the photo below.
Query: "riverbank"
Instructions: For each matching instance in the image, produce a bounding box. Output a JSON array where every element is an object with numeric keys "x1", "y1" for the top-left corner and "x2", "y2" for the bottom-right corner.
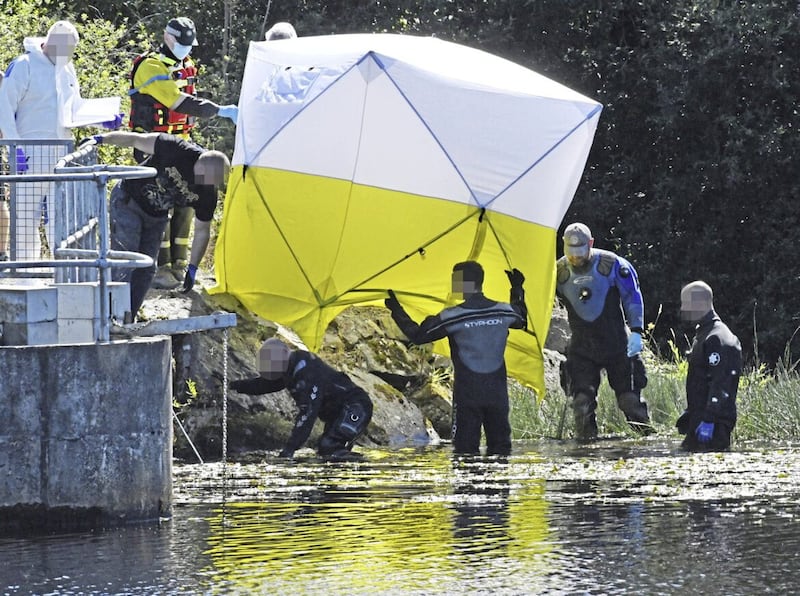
[{"x1": 142, "y1": 271, "x2": 800, "y2": 461}]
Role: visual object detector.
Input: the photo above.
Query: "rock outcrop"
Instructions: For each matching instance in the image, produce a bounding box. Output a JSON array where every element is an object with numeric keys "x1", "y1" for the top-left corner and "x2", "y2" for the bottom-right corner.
[{"x1": 138, "y1": 273, "x2": 566, "y2": 461}]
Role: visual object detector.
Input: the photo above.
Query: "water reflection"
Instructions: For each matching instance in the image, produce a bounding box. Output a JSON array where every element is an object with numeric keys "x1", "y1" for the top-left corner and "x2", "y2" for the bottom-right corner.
[
  {"x1": 543, "y1": 479, "x2": 800, "y2": 594},
  {"x1": 201, "y1": 451, "x2": 553, "y2": 594},
  {"x1": 0, "y1": 520, "x2": 215, "y2": 595},
  {"x1": 1, "y1": 441, "x2": 799, "y2": 595},
  {"x1": 451, "y1": 458, "x2": 512, "y2": 553}
]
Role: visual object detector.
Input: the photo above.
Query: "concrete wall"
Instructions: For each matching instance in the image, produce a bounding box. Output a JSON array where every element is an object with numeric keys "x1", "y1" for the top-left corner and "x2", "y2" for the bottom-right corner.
[
  {"x1": 0, "y1": 281, "x2": 130, "y2": 346},
  {"x1": 0, "y1": 337, "x2": 172, "y2": 530}
]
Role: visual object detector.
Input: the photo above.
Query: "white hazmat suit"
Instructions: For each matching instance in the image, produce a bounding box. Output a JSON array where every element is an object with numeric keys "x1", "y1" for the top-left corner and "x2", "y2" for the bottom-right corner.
[{"x1": 0, "y1": 21, "x2": 119, "y2": 261}]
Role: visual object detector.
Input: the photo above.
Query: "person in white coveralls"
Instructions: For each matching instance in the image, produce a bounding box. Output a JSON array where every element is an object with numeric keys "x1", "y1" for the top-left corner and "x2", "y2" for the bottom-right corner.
[{"x1": 0, "y1": 20, "x2": 121, "y2": 261}]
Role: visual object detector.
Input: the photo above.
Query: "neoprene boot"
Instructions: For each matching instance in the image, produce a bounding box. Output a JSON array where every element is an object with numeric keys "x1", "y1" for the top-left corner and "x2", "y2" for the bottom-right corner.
[
  {"x1": 572, "y1": 391, "x2": 598, "y2": 441},
  {"x1": 617, "y1": 391, "x2": 653, "y2": 435}
]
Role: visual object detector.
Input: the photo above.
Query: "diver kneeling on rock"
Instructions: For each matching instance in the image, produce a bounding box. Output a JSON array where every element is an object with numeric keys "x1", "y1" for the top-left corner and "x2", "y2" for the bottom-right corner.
[{"x1": 229, "y1": 338, "x2": 373, "y2": 461}]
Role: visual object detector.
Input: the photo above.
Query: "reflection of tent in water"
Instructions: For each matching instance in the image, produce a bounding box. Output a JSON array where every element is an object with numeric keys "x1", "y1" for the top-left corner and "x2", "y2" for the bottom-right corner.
[{"x1": 211, "y1": 34, "x2": 602, "y2": 396}]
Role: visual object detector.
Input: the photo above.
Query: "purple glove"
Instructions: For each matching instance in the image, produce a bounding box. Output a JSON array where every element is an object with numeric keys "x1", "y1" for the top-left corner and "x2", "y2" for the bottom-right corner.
[
  {"x1": 180, "y1": 264, "x2": 198, "y2": 293},
  {"x1": 78, "y1": 135, "x2": 104, "y2": 148},
  {"x1": 695, "y1": 421, "x2": 715, "y2": 444},
  {"x1": 15, "y1": 148, "x2": 28, "y2": 173},
  {"x1": 101, "y1": 113, "x2": 124, "y2": 130}
]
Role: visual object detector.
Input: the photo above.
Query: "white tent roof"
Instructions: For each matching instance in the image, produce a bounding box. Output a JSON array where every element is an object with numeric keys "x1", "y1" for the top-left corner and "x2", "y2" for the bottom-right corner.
[{"x1": 233, "y1": 33, "x2": 601, "y2": 229}]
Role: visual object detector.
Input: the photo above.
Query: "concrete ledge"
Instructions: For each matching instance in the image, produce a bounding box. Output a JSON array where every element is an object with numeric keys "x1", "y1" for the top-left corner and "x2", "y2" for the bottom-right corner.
[
  {"x1": 0, "y1": 281, "x2": 133, "y2": 345},
  {"x1": 0, "y1": 337, "x2": 173, "y2": 530},
  {"x1": 0, "y1": 285, "x2": 57, "y2": 323},
  {"x1": 55, "y1": 281, "x2": 130, "y2": 321}
]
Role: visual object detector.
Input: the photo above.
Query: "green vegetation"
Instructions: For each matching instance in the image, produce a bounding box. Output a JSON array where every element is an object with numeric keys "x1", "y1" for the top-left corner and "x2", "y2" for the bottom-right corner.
[
  {"x1": 510, "y1": 345, "x2": 800, "y2": 444},
  {"x1": 4, "y1": 1, "x2": 799, "y2": 372}
]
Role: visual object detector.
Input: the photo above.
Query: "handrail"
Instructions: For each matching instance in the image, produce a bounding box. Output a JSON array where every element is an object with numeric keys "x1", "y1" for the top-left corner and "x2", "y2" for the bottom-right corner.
[
  {"x1": 3, "y1": 166, "x2": 157, "y2": 183},
  {"x1": 1, "y1": 142, "x2": 159, "y2": 342}
]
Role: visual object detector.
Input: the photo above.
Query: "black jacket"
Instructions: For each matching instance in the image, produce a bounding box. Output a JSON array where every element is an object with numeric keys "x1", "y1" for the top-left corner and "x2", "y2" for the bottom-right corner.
[
  {"x1": 684, "y1": 311, "x2": 741, "y2": 428},
  {"x1": 386, "y1": 291, "x2": 526, "y2": 405},
  {"x1": 230, "y1": 350, "x2": 371, "y2": 453}
]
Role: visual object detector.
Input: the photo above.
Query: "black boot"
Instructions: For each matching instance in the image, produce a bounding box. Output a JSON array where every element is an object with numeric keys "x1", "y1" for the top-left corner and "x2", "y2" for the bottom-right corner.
[
  {"x1": 617, "y1": 391, "x2": 653, "y2": 435},
  {"x1": 572, "y1": 392, "x2": 598, "y2": 441}
]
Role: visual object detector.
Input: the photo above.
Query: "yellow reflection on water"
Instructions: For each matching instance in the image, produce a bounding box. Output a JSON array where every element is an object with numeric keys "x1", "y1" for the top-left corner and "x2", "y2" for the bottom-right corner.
[{"x1": 201, "y1": 450, "x2": 553, "y2": 593}]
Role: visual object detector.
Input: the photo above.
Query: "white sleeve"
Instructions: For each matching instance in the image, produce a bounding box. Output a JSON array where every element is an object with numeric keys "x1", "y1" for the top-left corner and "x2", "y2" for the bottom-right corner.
[{"x1": 0, "y1": 58, "x2": 29, "y2": 139}]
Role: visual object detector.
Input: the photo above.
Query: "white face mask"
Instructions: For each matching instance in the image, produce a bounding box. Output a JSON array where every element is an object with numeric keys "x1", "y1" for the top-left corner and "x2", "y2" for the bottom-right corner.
[{"x1": 172, "y1": 43, "x2": 192, "y2": 60}]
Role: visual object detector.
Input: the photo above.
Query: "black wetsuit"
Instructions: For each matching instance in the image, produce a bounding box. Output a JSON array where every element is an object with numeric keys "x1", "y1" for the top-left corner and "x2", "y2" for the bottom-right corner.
[
  {"x1": 230, "y1": 350, "x2": 373, "y2": 457},
  {"x1": 386, "y1": 292, "x2": 526, "y2": 455},
  {"x1": 677, "y1": 311, "x2": 741, "y2": 451}
]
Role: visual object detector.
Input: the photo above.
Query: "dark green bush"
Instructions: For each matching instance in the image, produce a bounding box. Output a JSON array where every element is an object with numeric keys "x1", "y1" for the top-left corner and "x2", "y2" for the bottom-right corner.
[{"x1": 5, "y1": 0, "x2": 797, "y2": 367}]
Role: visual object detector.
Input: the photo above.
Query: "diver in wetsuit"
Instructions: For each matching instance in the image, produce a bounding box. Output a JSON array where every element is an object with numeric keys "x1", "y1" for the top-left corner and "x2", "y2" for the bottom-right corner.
[
  {"x1": 229, "y1": 338, "x2": 373, "y2": 460},
  {"x1": 385, "y1": 260, "x2": 527, "y2": 456},
  {"x1": 555, "y1": 222, "x2": 651, "y2": 440},
  {"x1": 676, "y1": 280, "x2": 741, "y2": 452}
]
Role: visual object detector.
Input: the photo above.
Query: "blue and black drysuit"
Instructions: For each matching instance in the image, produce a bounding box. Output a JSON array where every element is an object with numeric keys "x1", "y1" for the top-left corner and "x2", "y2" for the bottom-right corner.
[
  {"x1": 556, "y1": 249, "x2": 650, "y2": 438},
  {"x1": 385, "y1": 287, "x2": 527, "y2": 456},
  {"x1": 229, "y1": 350, "x2": 373, "y2": 458},
  {"x1": 676, "y1": 311, "x2": 741, "y2": 451}
]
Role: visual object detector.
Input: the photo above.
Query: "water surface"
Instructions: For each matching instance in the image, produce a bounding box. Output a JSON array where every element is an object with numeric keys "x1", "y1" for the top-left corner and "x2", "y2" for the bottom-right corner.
[{"x1": 2, "y1": 439, "x2": 798, "y2": 595}]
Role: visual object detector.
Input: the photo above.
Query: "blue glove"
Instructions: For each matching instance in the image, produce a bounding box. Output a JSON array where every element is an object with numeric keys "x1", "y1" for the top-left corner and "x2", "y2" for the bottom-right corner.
[
  {"x1": 78, "y1": 135, "x2": 104, "y2": 148},
  {"x1": 695, "y1": 421, "x2": 715, "y2": 444},
  {"x1": 218, "y1": 105, "x2": 239, "y2": 123},
  {"x1": 627, "y1": 331, "x2": 643, "y2": 357},
  {"x1": 101, "y1": 113, "x2": 124, "y2": 130},
  {"x1": 180, "y1": 264, "x2": 198, "y2": 293},
  {"x1": 15, "y1": 148, "x2": 28, "y2": 173}
]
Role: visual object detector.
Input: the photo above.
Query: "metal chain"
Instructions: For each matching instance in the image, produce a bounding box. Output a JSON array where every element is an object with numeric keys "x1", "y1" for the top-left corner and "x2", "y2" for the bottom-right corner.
[{"x1": 222, "y1": 328, "x2": 229, "y2": 468}]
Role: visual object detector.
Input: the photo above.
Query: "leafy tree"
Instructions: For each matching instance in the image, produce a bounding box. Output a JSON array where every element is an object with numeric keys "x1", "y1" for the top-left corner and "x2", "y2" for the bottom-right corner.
[
  {"x1": 11, "y1": 0, "x2": 800, "y2": 367},
  {"x1": 557, "y1": 2, "x2": 800, "y2": 364}
]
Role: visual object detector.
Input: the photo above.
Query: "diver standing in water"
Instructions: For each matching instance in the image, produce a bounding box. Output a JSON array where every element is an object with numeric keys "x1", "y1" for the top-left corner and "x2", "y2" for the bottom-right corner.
[
  {"x1": 676, "y1": 280, "x2": 741, "y2": 451},
  {"x1": 555, "y1": 222, "x2": 652, "y2": 440},
  {"x1": 385, "y1": 260, "x2": 527, "y2": 456}
]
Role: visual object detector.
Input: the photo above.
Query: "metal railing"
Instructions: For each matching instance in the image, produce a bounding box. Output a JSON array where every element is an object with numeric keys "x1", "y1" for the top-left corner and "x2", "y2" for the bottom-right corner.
[
  {"x1": 1, "y1": 140, "x2": 156, "y2": 342},
  {"x1": 1, "y1": 140, "x2": 73, "y2": 273}
]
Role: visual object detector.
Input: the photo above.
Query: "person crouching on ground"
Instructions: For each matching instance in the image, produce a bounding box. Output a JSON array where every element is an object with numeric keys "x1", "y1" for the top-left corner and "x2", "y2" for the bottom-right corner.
[
  {"x1": 676, "y1": 280, "x2": 742, "y2": 452},
  {"x1": 229, "y1": 338, "x2": 374, "y2": 460}
]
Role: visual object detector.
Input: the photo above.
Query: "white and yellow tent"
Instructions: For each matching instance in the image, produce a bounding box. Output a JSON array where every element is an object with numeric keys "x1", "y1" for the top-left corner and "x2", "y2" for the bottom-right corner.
[{"x1": 212, "y1": 34, "x2": 601, "y2": 397}]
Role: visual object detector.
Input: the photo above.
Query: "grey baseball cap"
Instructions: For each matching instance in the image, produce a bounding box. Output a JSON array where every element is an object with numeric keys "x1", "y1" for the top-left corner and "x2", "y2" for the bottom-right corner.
[{"x1": 563, "y1": 222, "x2": 592, "y2": 258}]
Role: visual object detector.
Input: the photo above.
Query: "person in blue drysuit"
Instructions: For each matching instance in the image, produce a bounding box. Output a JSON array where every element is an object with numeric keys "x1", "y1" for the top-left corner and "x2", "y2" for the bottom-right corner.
[
  {"x1": 229, "y1": 338, "x2": 373, "y2": 460},
  {"x1": 676, "y1": 280, "x2": 741, "y2": 451},
  {"x1": 385, "y1": 260, "x2": 527, "y2": 456},
  {"x1": 556, "y1": 223, "x2": 651, "y2": 440}
]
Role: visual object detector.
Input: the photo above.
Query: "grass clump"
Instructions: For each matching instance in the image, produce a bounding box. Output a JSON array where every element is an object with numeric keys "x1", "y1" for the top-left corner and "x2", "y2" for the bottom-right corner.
[{"x1": 510, "y1": 341, "x2": 800, "y2": 443}]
